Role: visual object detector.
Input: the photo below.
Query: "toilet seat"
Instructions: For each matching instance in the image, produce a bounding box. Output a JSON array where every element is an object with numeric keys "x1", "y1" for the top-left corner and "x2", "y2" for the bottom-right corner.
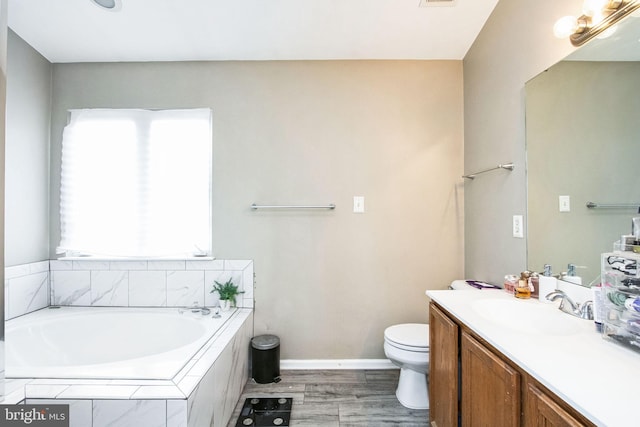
[{"x1": 384, "y1": 324, "x2": 429, "y2": 352}]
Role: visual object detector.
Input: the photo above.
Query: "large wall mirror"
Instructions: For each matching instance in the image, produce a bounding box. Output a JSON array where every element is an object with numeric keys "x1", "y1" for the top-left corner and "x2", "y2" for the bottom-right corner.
[{"x1": 526, "y1": 15, "x2": 640, "y2": 287}]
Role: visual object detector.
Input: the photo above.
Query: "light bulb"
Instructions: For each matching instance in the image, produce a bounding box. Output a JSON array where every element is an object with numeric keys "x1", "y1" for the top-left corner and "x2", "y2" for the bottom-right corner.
[
  {"x1": 591, "y1": 9, "x2": 606, "y2": 26},
  {"x1": 554, "y1": 16, "x2": 579, "y2": 38},
  {"x1": 583, "y1": 0, "x2": 610, "y2": 17}
]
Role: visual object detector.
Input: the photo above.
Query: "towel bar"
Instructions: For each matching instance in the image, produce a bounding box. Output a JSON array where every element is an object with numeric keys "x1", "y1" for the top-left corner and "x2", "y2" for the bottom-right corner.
[
  {"x1": 462, "y1": 163, "x2": 514, "y2": 180},
  {"x1": 251, "y1": 204, "x2": 336, "y2": 210}
]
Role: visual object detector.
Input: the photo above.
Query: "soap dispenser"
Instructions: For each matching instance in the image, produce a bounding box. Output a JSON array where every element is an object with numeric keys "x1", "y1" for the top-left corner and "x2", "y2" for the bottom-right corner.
[
  {"x1": 563, "y1": 263, "x2": 582, "y2": 285},
  {"x1": 538, "y1": 264, "x2": 556, "y2": 302}
]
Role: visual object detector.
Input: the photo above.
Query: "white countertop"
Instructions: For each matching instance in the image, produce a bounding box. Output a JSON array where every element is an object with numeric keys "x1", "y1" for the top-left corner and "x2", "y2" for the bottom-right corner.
[{"x1": 426, "y1": 289, "x2": 638, "y2": 427}]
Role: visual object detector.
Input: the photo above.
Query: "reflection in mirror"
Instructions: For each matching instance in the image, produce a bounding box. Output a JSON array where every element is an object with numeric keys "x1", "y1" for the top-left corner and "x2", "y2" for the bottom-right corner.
[{"x1": 526, "y1": 15, "x2": 640, "y2": 287}]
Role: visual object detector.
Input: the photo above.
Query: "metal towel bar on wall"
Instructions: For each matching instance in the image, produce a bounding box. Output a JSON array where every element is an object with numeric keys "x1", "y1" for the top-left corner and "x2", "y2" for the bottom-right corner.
[
  {"x1": 462, "y1": 163, "x2": 514, "y2": 180},
  {"x1": 586, "y1": 202, "x2": 640, "y2": 209},
  {"x1": 251, "y1": 203, "x2": 336, "y2": 210}
]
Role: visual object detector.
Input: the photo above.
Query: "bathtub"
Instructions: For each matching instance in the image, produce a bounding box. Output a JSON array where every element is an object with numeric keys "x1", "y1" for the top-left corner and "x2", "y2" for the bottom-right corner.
[{"x1": 6, "y1": 306, "x2": 236, "y2": 380}]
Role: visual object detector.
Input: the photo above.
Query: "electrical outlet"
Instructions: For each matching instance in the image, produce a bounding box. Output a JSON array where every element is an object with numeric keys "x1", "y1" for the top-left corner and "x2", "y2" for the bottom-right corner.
[{"x1": 513, "y1": 215, "x2": 524, "y2": 238}]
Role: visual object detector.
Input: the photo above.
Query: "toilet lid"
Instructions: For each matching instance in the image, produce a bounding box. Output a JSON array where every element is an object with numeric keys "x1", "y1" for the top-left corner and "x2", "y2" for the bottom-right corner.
[{"x1": 384, "y1": 323, "x2": 429, "y2": 349}]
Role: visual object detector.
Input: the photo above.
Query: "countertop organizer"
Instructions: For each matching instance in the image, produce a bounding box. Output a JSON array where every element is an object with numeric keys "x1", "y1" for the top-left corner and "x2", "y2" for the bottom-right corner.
[{"x1": 601, "y1": 249, "x2": 640, "y2": 353}]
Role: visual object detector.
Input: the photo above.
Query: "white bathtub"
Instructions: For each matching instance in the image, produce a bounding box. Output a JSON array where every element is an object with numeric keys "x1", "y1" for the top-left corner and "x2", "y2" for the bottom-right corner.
[{"x1": 6, "y1": 306, "x2": 236, "y2": 380}]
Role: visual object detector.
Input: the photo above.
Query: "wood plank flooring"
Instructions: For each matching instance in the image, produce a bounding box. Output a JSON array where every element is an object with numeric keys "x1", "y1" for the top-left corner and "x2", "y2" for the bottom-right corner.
[{"x1": 226, "y1": 370, "x2": 430, "y2": 426}]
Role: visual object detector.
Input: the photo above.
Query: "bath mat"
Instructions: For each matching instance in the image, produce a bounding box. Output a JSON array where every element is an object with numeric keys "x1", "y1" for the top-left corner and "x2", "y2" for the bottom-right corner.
[{"x1": 235, "y1": 397, "x2": 292, "y2": 426}]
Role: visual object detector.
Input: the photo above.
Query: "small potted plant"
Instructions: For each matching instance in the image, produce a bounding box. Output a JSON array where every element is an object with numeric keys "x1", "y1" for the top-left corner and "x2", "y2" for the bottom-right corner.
[{"x1": 211, "y1": 278, "x2": 243, "y2": 311}]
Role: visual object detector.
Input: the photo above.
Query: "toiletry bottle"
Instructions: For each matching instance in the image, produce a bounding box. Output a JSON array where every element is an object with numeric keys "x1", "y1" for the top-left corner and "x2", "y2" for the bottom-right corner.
[
  {"x1": 529, "y1": 272, "x2": 539, "y2": 298},
  {"x1": 515, "y1": 271, "x2": 532, "y2": 299},
  {"x1": 538, "y1": 264, "x2": 556, "y2": 302},
  {"x1": 632, "y1": 207, "x2": 640, "y2": 243},
  {"x1": 503, "y1": 275, "x2": 517, "y2": 294},
  {"x1": 632, "y1": 207, "x2": 640, "y2": 251},
  {"x1": 592, "y1": 285, "x2": 604, "y2": 332}
]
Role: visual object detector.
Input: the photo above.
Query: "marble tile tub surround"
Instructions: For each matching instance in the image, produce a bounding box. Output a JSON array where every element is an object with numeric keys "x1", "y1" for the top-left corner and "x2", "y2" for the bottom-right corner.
[
  {"x1": 5, "y1": 260, "x2": 50, "y2": 320},
  {"x1": 11, "y1": 309, "x2": 253, "y2": 427},
  {"x1": 49, "y1": 259, "x2": 254, "y2": 309},
  {"x1": 5, "y1": 259, "x2": 253, "y2": 319}
]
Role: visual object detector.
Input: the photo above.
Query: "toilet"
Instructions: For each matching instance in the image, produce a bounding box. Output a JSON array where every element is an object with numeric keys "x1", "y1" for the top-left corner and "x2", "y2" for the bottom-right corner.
[
  {"x1": 384, "y1": 280, "x2": 491, "y2": 409},
  {"x1": 384, "y1": 323, "x2": 430, "y2": 409}
]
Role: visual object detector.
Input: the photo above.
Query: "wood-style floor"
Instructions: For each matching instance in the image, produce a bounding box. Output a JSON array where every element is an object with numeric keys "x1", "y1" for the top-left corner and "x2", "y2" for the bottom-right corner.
[{"x1": 226, "y1": 369, "x2": 430, "y2": 426}]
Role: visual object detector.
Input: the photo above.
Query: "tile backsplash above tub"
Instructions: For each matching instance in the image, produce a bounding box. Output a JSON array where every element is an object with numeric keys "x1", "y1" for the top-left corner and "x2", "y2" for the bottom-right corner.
[
  {"x1": 5, "y1": 259, "x2": 254, "y2": 320},
  {"x1": 5, "y1": 260, "x2": 50, "y2": 320}
]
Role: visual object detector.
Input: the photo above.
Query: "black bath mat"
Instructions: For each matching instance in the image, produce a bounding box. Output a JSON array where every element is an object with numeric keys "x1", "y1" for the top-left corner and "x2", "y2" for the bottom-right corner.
[{"x1": 235, "y1": 397, "x2": 293, "y2": 426}]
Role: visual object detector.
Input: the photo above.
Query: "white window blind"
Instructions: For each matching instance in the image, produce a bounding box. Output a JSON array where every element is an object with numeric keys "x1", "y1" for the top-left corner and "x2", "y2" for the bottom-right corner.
[{"x1": 59, "y1": 108, "x2": 212, "y2": 258}]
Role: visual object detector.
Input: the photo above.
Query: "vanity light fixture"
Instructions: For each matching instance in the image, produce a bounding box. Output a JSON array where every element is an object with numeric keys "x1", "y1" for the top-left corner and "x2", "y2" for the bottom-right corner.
[
  {"x1": 90, "y1": 0, "x2": 122, "y2": 12},
  {"x1": 554, "y1": 0, "x2": 640, "y2": 46}
]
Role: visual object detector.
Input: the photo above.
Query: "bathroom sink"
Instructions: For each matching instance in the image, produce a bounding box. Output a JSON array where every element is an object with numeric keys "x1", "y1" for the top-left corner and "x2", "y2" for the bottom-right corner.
[{"x1": 471, "y1": 298, "x2": 583, "y2": 336}]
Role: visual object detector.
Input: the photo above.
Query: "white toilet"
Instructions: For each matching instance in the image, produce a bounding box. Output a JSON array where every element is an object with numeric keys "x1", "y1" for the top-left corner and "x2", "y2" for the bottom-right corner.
[
  {"x1": 384, "y1": 281, "x2": 488, "y2": 409},
  {"x1": 384, "y1": 323, "x2": 430, "y2": 409}
]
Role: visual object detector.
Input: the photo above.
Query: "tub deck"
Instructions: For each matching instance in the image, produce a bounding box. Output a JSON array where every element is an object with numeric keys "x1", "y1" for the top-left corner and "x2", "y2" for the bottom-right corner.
[
  {"x1": 3, "y1": 308, "x2": 253, "y2": 427},
  {"x1": 7, "y1": 306, "x2": 237, "y2": 380}
]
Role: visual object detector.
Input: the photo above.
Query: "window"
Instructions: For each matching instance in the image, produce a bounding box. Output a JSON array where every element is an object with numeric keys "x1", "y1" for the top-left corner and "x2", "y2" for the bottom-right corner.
[{"x1": 58, "y1": 108, "x2": 212, "y2": 258}]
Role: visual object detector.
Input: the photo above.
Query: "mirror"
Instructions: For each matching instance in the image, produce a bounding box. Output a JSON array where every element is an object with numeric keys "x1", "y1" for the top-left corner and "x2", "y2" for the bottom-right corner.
[{"x1": 526, "y1": 15, "x2": 640, "y2": 286}]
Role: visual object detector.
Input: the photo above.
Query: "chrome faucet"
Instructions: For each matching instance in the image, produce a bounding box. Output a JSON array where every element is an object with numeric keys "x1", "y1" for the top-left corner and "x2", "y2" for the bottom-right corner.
[
  {"x1": 580, "y1": 301, "x2": 594, "y2": 320},
  {"x1": 545, "y1": 290, "x2": 593, "y2": 320},
  {"x1": 188, "y1": 302, "x2": 211, "y2": 315}
]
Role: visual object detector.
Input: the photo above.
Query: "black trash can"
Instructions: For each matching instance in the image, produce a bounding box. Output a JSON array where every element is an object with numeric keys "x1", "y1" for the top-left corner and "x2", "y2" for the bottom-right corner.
[{"x1": 251, "y1": 334, "x2": 280, "y2": 384}]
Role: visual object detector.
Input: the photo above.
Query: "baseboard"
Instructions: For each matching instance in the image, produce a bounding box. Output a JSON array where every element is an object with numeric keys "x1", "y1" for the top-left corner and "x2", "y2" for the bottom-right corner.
[{"x1": 280, "y1": 359, "x2": 397, "y2": 370}]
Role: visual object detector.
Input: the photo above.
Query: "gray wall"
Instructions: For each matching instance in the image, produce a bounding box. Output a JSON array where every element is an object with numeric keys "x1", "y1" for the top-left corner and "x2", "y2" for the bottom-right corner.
[
  {"x1": 5, "y1": 30, "x2": 51, "y2": 267},
  {"x1": 463, "y1": 0, "x2": 583, "y2": 284},
  {"x1": 47, "y1": 60, "x2": 464, "y2": 359},
  {"x1": 0, "y1": 0, "x2": 7, "y2": 397}
]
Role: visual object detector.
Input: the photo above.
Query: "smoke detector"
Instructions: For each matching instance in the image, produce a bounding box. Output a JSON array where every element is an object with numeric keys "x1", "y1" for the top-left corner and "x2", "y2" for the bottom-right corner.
[{"x1": 419, "y1": 0, "x2": 457, "y2": 7}]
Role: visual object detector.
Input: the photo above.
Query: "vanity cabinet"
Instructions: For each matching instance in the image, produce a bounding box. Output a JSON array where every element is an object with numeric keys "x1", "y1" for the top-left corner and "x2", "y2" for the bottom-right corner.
[
  {"x1": 461, "y1": 331, "x2": 520, "y2": 426},
  {"x1": 524, "y1": 381, "x2": 584, "y2": 427},
  {"x1": 429, "y1": 303, "x2": 459, "y2": 427},
  {"x1": 429, "y1": 302, "x2": 594, "y2": 427}
]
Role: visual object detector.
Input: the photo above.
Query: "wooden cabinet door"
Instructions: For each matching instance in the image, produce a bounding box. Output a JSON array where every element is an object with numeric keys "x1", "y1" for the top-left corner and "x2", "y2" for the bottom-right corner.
[
  {"x1": 461, "y1": 331, "x2": 520, "y2": 427},
  {"x1": 429, "y1": 303, "x2": 459, "y2": 427},
  {"x1": 524, "y1": 382, "x2": 586, "y2": 427}
]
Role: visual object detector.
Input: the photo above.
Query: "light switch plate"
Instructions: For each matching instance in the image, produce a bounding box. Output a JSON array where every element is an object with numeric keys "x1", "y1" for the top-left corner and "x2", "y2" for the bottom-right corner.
[
  {"x1": 559, "y1": 195, "x2": 571, "y2": 212},
  {"x1": 513, "y1": 215, "x2": 524, "y2": 238},
  {"x1": 353, "y1": 196, "x2": 365, "y2": 213}
]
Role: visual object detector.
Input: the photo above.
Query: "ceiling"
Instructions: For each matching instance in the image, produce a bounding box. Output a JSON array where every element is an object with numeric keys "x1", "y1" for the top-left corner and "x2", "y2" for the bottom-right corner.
[{"x1": 7, "y1": 0, "x2": 499, "y2": 63}]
